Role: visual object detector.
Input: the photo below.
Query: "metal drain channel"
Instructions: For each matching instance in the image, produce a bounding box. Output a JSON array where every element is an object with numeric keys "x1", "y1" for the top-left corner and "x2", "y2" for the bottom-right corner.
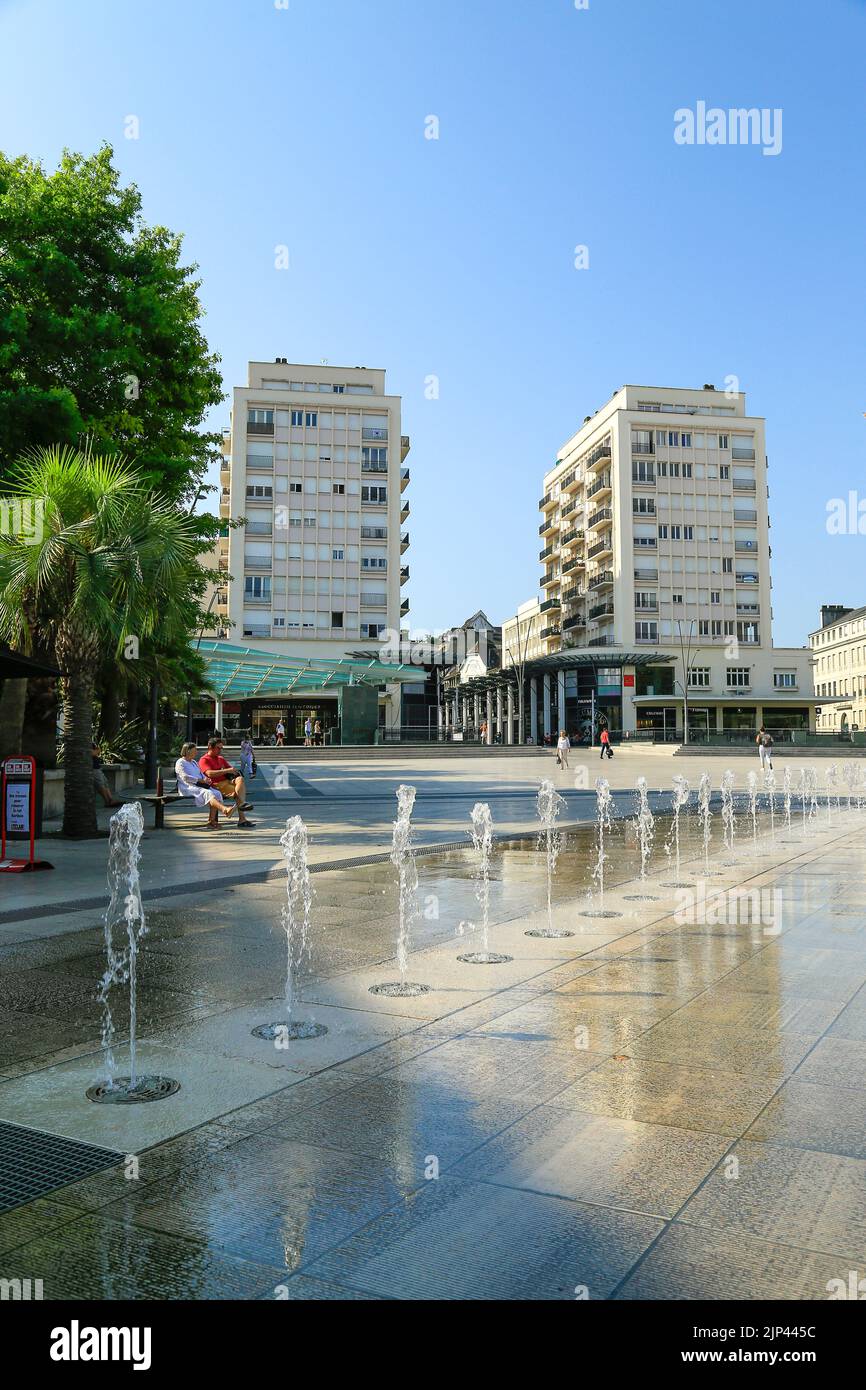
[{"x1": 0, "y1": 1119, "x2": 123, "y2": 1213}]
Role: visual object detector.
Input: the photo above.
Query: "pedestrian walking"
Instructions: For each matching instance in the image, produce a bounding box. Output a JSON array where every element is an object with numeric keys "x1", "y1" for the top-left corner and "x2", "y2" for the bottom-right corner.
[
  {"x1": 303, "y1": 716, "x2": 313, "y2": 747},
  {"x1": 756, "y1": 725, "x2": 774, "y2": 771},
  {"x1": 313, "y1": 719, "x2": 322, "y2": 746},
  {"x1": 556, "y1": 729, "x2": 570, "y2": 769},
  {"x1": 239, "y1": 736, "x2": 254, "y2": 780},
  {"x1": 275, "y1": 718, "x2": 285, "y2": 747},
  {"x1": 599, "y1": 726, "x2": 613, "y2": 760}
]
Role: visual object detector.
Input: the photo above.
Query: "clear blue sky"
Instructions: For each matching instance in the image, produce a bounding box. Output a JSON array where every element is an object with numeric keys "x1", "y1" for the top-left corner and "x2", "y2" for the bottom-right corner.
[{"x1": 2, "y1": 0, "x2": 865, "y2": 645}]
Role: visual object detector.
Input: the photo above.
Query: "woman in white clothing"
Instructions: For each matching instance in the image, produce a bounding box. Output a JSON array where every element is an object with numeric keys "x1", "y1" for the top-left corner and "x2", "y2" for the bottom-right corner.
[
  {"x1": 175, "y1": 743, "x2": 235, "y2": 829},
  {"x1": 556, "y1": 730, "x2": 571, "y2": 769}
]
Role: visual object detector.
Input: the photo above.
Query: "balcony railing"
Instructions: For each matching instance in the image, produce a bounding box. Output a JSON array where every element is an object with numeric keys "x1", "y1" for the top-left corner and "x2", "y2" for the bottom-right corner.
[
  {"x1": 735, "y1": 540, "x2": 758, "y2": 552},
  {"x1": 401, "y1": 435, "x2": 411, "y2": 460},
  {"x1": 634, "y1": 568, "x2": 658, "y2": 581},
  {"x1": 562, "y1": 614, "x2": 586, "y2": 631},
  {"x1": 400, "y1": 468, "x2": 410, "y2": 490},
  {"x1": 560, "y1": 586, "x2": 583, "y2": 604},
  {"x1": 561, "y1": 498, "x2": 578, "y2": 518},
  {"x1": 737, "y1": 603, "x2": 760, "y2": 615},
  {"x1": 732, "y1": 478, "x2": 756, "y2": 491},
  {"x1": 361, "y1": 460, "x2": 388, "y2": 473},
  {"x1": 538, "y1": 491, "x2": 554, "y2": 510},
  {"x1": 400, "y1": 531, "x2": 409, "y2": 551},
  {"x1": 562, "y1": 556, "x2": 584, "y2": 575},
  {"x1": 631, "y1": 439, "x2": 654, "y2": 455},
  {"x1": 588, "y1": 636, "x2": 617, "y2": 647},
  {"x1": 247, "y1": 421, "x2": 274, "y2": 435},
  {"x1": 400, "y1": 567, "x2": 410, "y2": 584},
  {"x1": 634, "y1": 599, "x2": 658, "y2": 612},
  {"x1": 585, "y1": 441, "x2": 612, "y2": 470},
  {"x1": 540, "y1": 625, "x2": 561, "y2": 640},
  {"x1": 589, "y1": 602, "x2": 615, "y2": 620},
  {"x1": 539, "y1": 544, "x2": 556, "y2": 562},
  {"x1": 540, "y1": 596, "x2": 561, "y2": 613},
  {"x1": 587, "y1": 538, "x2": 612, "y2": 559},
  {"x1": 733, "y1": 509, "x2": 758, "y2": 522},
  {"x1": 588, "y1": 570, "x2": 614, "y2": 590},
  {"x1": 361, "y1": 526, "x2": 388, "y2": 539},
  {"x1": 244, "y1": 559, "x2": 272, "y2": 572},
  {"x1": 588, "y1": 507, "x2": 613, "y2": 529},
  {"x1": 587, "y1": 474, "x2": 611, "y2": 500},
  {"x1": 560, "y1": 527, "x2": 584, "y2": 547}
]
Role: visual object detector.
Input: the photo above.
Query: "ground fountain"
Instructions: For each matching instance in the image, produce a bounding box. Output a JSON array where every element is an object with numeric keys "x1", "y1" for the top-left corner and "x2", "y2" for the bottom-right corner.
[
  {"x1": 843, "y1": 760, "x2": 858, "y2": 815},
  {"x1": 808, "y1": 767, "x2": 819, "y2": 824},
  {"x1": 764, "y1": 766, "x2": 776, "y2": 839},
  {"x1": 458, "y1": 802, "x2": 513, "y2": 964},
  {"x1": 623, "y1": 775, "x2": 658, "y2": 900},
  {"x1": 661, "y1": 774, "x2": 694, "y2": 886},
  {"x1": 747, "y1": 770, "x2": 759, "y2": 847},
  {"x1": 581, "y1": 777, "x2": 622, "y2": 918},
  {"x1": 783, "y1": 767, "x2": 792, "y2": 832},
  {"x1": 87, "y1": 802, "x2": 180, "y2": 1103},
  {"x1": 253, "y1": 816, "x2": 328, "y2": 1041},
  {"x1": 720, "y1": 768, "x2": 737, "y2": 861},
  {"x1": 697, "y1": 771, "x2": 720, "y2": 875},
  {"x1": 370, "y1": 784, "x2": 432, "y2": 995},
  {"x1": 826, "y1": 764, "x2": 839, "y2": 822},
  {"x1": 525, "y1": 778, "x2": 574, "y2": 938}
]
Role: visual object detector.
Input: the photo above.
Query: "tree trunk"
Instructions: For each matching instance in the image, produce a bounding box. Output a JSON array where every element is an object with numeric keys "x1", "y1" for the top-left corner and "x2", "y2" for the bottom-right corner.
[
  {"x1": 61, "y1": 667, "x2": 99, "y2": 838},
  {"x1": 0, "y1": 678, "x2": 27, "y2": 760},
  {"x1": 100, "y1": 668, "x2": 121, "y2": 741}
]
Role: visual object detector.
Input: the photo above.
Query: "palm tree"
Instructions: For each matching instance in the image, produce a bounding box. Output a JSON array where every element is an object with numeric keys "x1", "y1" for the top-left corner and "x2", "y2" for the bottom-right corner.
[{"x1": 0, "y1": 444, "x2": 213, "y2": 836}]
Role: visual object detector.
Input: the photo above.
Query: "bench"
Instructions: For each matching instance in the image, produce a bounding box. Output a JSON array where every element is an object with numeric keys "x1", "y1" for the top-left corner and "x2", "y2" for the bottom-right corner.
[{"x1": 141, "y1": 792, "x2": 183, "y2": 829}]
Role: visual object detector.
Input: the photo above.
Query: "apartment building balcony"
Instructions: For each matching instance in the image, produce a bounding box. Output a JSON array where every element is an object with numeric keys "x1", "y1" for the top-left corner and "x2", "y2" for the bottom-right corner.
[
  {"x1": 538, "y1": 491, "x2": 556, "y2": 511},
  {"x1": 400, "y1": 468, "x2": 410, "y2": 492},
  {"x1": 539, "y1": 515, "x2": 558, "y2": 538},
  {"x1": 247, "y1": 421, "x2": 274, "y2": 436},
  {"x1": 244, "y1": 558, "x2": 272, "y2": 572},
  {"x1": 588, "y1": 570, "x2": 614, "y2": 591},
  {"x1": 400, "y1": 566, "x2": 410, "y2": 585},
  {"x1": 562, "y1": 556, "x2": 584, "y2": 576},
  {"x1": 220, "y1": 463, "x2": 231, "y2": 484},
  {"x1": 586, "y1": 441, "x2": 612, "y2": 471},
  {"x1": 539, "y1": 543, "x2": 556, "y2": 562},
  {"x1": 736, "y1": 603, "x2": 760, "y2": 615},
  {"x1": 401, "y1": 501, "x2": 410, "y2": 522},
  {"x1": 401, "y1": 598, "x2": 410, "y2": 616},
  {"x1": 246, "y1": 520, "x2": 272, "y2": 535},
  {"x1": 587, "y1": 507, "x2": 613, "y2": 531},
  {"x1": 221, "y1": 428, "x2": 231, "y2": 455},
  {"x1": 587, "y1": 537, "x2": 613, "y2": 560},
  {"x1": 400, "y1": 531, "x2": 409, "y2": 553},
  {"x1": 588, "y1": 636, "x2": 617, "y2": 648},
  {"x1": 589, "y1": 602, "x2": 615, "y2": 621},
  {"x1": 561, "y1": 498, "x2": 578, "y2": 519},
  {"x1": 732, "y1": 478, "x2": 756, "y2": 492},
  {"x1": 540, "y1": 625, "x2": 561, "y2": 640},
  {"x1": 732, "y1": 447, "x2": 756, "y2": 460},
  {"x1": 362, "y1": 427, "x2": 388, "y2": 442},
  {"x1": 735, "y1": 540, "x2": 759, "y2": 552},
  {"x1": 587, "y1": 473, "x2": 611, "y2": 502},
  {"x1": 634, "y1": 567, "x2": 658, "y2": 582},
  {"x1": 243, "y1": 624, "x2": 272, "y2": 639},
  {"x1": 560, "y1": 470, "x2": 579, "y2": 493},
  {"x1": 737, "y1": 572, "x2": 759, "y2": 584},
  {"x1": 362, "y1": 526, "x2": 388, "y2": 540},
  {"x1": 401, "y1": 435, "x2": 411, "y2": 461},
  {"x1": 631, "y1": 440, "x2": 654, "y2": 456},
  {"x1": 733, "y1": 509, "x2": 758, "y2": 523},
  {"x1": 560, "y1": 526, "x2": 584, "y2": 547},
  {"x1": 562, "y1": 613, "x2": 586, "y2": 632},
  {"x1": 219, "y1": 498, "x2": 230, "y2": 519},
  {"x1": 540, "y1": 596, "x2": 561, "y2": 613},
  {"x1": 560, "y1": 586, "x2": 583, "y2": 604},
  {"x1": 361, "y1": 460, "x2": 388, "y2": 473},
  {"x1": 541, "y1": 569, "x2": 560, "y2": 589}
]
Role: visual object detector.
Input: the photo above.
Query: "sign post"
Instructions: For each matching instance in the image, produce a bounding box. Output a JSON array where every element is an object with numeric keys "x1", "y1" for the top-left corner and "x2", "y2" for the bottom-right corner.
[{"x1": 0, "y1": 756, "x2": 53, "y2": 872}]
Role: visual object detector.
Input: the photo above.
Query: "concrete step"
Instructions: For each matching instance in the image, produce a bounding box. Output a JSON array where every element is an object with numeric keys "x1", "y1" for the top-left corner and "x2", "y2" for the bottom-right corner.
[{"x1": 219, "y1": 743, "x2": 547, "y2": 759}]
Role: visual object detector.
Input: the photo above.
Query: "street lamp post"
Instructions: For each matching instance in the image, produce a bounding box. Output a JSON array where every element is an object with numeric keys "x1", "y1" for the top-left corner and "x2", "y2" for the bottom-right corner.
[
  {"x1": 505, "y1": 613, "x2": 537, "y2": 745},
  {"x1": 673, "y1": 618, "x2": 706, "y2": 746}
]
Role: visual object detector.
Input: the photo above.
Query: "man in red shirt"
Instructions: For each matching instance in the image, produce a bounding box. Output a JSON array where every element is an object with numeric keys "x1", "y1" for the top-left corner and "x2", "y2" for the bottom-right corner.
[{"x1": 198, "y1": 738, "x2": 255, "y2": 828}]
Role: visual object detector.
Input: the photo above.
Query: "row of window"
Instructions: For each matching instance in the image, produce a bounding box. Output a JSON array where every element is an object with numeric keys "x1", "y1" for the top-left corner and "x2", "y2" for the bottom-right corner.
[
  {"x1": 258, "y1": 380, "x2": 376, "y2": 395},
  {"x1": 633, "y1": 621, "x2": 760, "y2": 644}
]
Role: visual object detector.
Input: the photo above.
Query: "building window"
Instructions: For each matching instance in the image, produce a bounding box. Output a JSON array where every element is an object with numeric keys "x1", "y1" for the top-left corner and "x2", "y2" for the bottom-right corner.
[
  {"x1": 727, "y1": 667, "x2": 751, "y2": 687},
  {"x1": 658, "y1": 524, "x2": 669, "y2": 539},
  {"x1": 333, "y1": 483, "x2": 345, "y2": 494},
  {"x1": 682, "y1": 463, "x2": 692, "y2": 478},
  {"x1": 722, "y1": 557, "x2": 732, "y2": 572},
  {"x1": 688, "y1": 667, "x2": 711, "y2": 687},
  {"x1": 720, "y1": 465, "x2": 730, "y2": 479},
  {"x1": 332, "y1": 548, "x2": 344, "y2": 561},
  {"x1": 361, "y1": 485, "x2": 387, "y2": 503},
  {"x1": 244, "y1": 576, "x2": 271, "y2": 600},
  {"x1": 248, "y1": 409, "x2": 273, "y2": 426},
  {"x1": 668, "y1": 431, "x2": 679, "y2": 446},
  {"x1": 774, "y1": 672, "x2": 798, "y2": 688},
  {"x1": 681, "y1": 432, "x2": 692, "y2": 447},
  {"x1": 683, "y1": 525, "x2": 694, "y2": 540},
  {"x1": 711, "y1": 590, "x2": 721, "y2": 604},
  {"x1": 331, "y1": 611, "x2": 344, "y2": 628},
  {"x1": 635, "y1": 620, "x2": 658, "y2": 642},
  {"x1": 719, "y1": 434, "x2": 729, "y2": 449},
  {"x1": 672, "y1": 592, "x2": 683, "y2": 604},
  {"x1": 305, "y1": 412, "x2": 318, "y2": 428},
  {"x1": 670, "y1": 525, "x2": 682, "y2": 540},
  {"x1": 632, "y1": 460, "x2": 655, "y2": 483},
  {"x1": 633, "y1": 496, "x2": 655, "y2": 515}
]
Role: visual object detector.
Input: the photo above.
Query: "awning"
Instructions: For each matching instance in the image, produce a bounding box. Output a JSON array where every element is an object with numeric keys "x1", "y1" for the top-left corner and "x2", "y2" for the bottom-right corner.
[
  {"x1": 197, "y1": 640, "x2": 422, "y2": 699},
  {"x1": 0, "y1": 645, "x2": 62, "y2": 680}
]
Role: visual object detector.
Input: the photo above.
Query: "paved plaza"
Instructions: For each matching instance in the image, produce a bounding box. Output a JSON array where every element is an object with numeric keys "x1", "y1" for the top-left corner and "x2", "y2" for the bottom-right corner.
[{"x1": 1, "y1": 748, "x2": 865, "y2": 1300}]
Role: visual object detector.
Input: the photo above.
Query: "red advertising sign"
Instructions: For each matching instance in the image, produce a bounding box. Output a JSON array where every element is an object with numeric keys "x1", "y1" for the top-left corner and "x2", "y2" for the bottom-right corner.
[{"x1": 0, "y1": 755, "x2": 53, "y2": 872}]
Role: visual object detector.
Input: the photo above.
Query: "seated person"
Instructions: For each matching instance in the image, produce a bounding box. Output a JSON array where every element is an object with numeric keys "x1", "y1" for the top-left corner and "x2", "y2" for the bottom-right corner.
[
  {"x1": 197, "y1": 737, "x2": 256, "y2": 829},
  {"x1": 175, "y1": 742, "x2": 235, "y2": 829},
  {"x1": 92, "y1": 743, "x2": 123, "y2": 808}
]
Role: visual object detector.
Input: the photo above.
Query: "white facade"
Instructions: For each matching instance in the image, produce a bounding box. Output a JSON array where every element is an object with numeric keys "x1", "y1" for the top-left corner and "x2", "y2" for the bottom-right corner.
[
  {"x1": 810, "y1": 604, "x2": 866, "y2": 732},
  {"x1": 502, "y1": 597, "x2": 544, "y2": 665},
  {"x1": 219, "y1": 361, "x2": 410, "y2": 659}
]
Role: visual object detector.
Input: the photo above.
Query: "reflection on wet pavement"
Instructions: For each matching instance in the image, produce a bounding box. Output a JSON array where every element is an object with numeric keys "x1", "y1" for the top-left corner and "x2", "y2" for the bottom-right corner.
[{"x1": 2, "y1": 804, "x2": 866, "y2": 1299}]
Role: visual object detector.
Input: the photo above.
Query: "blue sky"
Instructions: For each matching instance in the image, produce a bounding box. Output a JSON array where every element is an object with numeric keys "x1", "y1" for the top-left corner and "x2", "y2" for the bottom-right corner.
[{"x1": 2, "y1": 0, "x2": 865, "y2": 644}]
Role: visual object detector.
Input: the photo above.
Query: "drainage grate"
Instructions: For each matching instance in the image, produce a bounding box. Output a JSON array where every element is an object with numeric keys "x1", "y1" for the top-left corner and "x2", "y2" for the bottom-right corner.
[{"x1": 0, "y1": 1119, "x2": 123, "y2": 1213}]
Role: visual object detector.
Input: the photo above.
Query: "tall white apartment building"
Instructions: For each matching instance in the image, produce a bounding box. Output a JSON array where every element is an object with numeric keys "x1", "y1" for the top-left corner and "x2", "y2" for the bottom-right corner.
[{"x1": 216, "y1": 361, "x2": 410, "y2": 739}]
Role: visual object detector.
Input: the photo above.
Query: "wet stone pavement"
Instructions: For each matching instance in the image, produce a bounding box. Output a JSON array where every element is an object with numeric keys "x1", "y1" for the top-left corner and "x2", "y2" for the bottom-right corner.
[{"x1": 1, "y1": 803, "x2": 866, "y2": 1300}]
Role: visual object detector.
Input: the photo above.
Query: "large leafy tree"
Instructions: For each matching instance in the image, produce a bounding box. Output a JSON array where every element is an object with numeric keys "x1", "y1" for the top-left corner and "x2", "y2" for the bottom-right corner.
[
  {"x1": 0, "y1": 446, "x2": 217, "y2": 837},
  {"x1": 0, "y1": 145, "x2": 223, "y2": 502}
]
